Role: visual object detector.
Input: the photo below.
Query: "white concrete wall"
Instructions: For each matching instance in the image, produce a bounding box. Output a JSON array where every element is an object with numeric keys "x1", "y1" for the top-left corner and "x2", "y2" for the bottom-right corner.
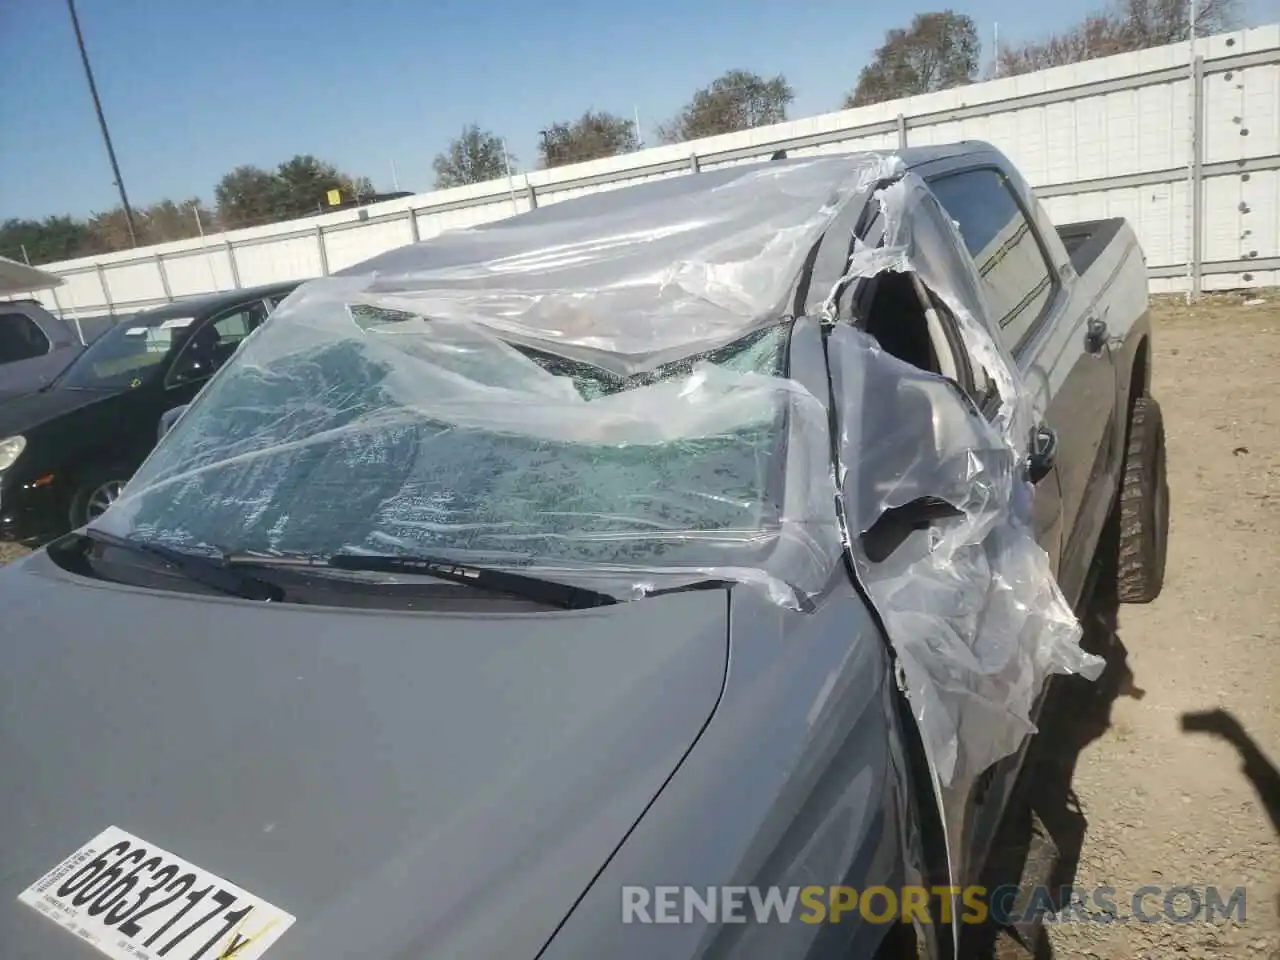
[{"x1": 20, "y1": 26, "x2": 1280, "y2": 318}]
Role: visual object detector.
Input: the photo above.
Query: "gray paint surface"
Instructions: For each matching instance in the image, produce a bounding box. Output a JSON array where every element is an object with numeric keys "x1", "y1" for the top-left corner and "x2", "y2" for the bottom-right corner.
[
  {"x1": 0, "y1": 302, "x2": 85, "y2": 401},
  {"x1": 0, "y1": 142, "x2": 1152, "y2": 960},
  {"x1": 542, "y1": 584, "x2": 924, "y2": 960},
  {"x1": 0, "y1": 550, "x2": 728, "y2": 960}
]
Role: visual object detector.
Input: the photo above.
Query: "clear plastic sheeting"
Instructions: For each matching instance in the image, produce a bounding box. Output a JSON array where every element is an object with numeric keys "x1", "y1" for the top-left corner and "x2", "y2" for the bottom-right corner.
[
  {"x1": 92, "y1": 154, "x2": 914, "y2": 611},
  {"x1": 91, "y1": 151, "x2": 1103, "y2": 798},
  {"x1": 831, "y1": 326, "x2": 1102, "y2": 790},
  {"x1": 827, "y1": 172, "x2": 1104, "y2": 794},
  {"x1": 327, "y1": 153, "x2": 902, "y2": 368},
  {"x1": 876, "y1": 175, "x2": 1039, "y2": 454},
  {"x1": 94, "y1": 308, "x2": 844, "y2": 611}
]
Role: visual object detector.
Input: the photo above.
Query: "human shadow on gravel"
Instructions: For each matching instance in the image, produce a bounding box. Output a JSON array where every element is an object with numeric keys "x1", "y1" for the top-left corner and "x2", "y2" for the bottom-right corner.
[
  {"x1": 1180, "y1": 708, "x2": 1280, "y2": 921},
  {"x1": 962, "y1": 533, "x2": 1147, "y2": 959},
  {"x1": 1179, "y1": 708, "x2": 1280, "y2": 838}
]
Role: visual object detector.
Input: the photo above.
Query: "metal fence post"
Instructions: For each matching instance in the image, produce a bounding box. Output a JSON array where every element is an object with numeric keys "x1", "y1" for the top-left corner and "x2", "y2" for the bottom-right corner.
[
  {"x1": 526, "y1": 182, "x2": 538, "y2": 210},
  {"x1": 225, "y1": 239, "x2": 242, "y2": 288},
  {"x1": 688, "y1": 152, "x2": 700, "y2": 174},
  {"x1": 155, "y1": 253, "x2": 173, "y2": 302},
  {"x1": 1191, "y1": 55, "x2": 1205, "y2": 299},
  {"x1": 406, "y1": 209, "x2": 420, "y2": 243},
  {"x1": 52, "y1": 285, "x2": 85, "y2": 343},
  {"x1": 316, "y1": 225, "x2": 330, "y2": 276},
  {"x1": 897, "y1": 113, "x2": 908, "y2": 150},
  {"x1": 95, "y1": 263, "x2": 114, "y2": 314}
]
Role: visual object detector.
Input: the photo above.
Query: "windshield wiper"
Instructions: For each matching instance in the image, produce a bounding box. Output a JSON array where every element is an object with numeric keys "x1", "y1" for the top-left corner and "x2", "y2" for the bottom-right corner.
[
  {"x1": 78, "y1": 528, "x2": 283, "y2": 602},
  {"x1": 224, "y1": 551, "x2": 618, "y2": 610}
]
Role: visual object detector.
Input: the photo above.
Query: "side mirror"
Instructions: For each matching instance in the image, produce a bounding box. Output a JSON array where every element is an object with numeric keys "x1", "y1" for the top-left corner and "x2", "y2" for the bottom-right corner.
[
  {"x1": 169, "y1": 358, "x2": 208, "y2": 385},
  {"x1": 158, "y1": 404, "x2": 189, "y2": 441}
]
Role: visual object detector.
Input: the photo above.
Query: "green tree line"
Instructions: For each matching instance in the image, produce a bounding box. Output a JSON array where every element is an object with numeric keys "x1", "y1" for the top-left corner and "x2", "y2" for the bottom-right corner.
[{"x1": 4, "y1": 0, "x2": 1234, "y2": 266}]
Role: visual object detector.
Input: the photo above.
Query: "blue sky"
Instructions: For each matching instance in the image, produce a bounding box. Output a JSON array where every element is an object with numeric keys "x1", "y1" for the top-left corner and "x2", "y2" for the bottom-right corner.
[{"x1": 0, "y1": 0, "x2": 1272, "y2": 220}]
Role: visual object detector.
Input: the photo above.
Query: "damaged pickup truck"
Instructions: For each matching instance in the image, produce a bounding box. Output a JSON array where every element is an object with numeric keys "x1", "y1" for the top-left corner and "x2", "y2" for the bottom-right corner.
[{"x1": 0, "y1": 141, "x2": 1166, "y2": 960}]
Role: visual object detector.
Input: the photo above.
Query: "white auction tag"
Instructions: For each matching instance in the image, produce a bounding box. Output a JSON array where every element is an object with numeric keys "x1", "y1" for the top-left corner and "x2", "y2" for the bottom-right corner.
[
  {"x1": 159, "y1": 317, "x2": 195, "y2": 330},
  {"x1": 18, "y1": 825, "x2": 295, "y2": 960}
]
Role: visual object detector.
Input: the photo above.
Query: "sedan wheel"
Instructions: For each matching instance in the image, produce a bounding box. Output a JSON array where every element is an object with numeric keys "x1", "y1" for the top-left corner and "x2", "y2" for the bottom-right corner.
[{"x1": 85, "y1": 479, "x2": 125, "y2": 521}]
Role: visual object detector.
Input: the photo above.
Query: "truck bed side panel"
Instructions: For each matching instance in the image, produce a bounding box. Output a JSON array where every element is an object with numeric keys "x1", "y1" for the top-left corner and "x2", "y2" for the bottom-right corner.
[
  {"x1": 1056, "y1": 218, "x2": 1129, "y2": 277},
  {"x1": 1056, "y1": 218, "x2": 1150, "y2": 606}
]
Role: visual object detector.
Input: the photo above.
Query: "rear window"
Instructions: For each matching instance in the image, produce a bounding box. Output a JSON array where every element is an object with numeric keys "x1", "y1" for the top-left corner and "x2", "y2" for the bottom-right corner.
[
  {"x1": 929, "y1": 168, "x2": 1057, "y2": 351},
  {"x1": 0, "y1": 311, "x2": 51, "y2": 364}
]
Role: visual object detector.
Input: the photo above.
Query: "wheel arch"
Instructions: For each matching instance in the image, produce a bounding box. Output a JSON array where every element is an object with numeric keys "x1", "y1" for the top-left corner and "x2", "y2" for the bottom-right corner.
[{"x1": 1129, "y1": 334, "x2": 1151, "y2": 404}]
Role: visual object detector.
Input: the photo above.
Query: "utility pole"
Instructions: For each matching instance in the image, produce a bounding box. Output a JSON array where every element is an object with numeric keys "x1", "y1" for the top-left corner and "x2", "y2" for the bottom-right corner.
[
  {"x1": 67, "y1": 0, "x2": 138, "y2": 247},
  {"x1": 501, "y1": 138, "x2": 519, "y2": 213},
  {"x1": 1186, "y1": 0, "x2": 1199, "y2": 303}
]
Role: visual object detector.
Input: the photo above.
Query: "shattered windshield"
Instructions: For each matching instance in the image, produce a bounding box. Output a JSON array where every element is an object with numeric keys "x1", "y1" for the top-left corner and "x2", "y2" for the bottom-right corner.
[
  {"x1": 93, "y1": 301, "x2": 838, "y2": 601},
  {"x1": 91, "y1": 157, "x2": 888, "y2": 604}
]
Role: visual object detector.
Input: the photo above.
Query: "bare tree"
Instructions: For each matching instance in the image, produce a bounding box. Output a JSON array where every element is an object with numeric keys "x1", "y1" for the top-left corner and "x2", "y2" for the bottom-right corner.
[
  {"x1": 844, "y1": 11, "x2": 981, "y2": 108},
  {"x1": 658, "y1": 70, "x2": 794, "y2": 143},
  {"x1": 1118, "y1": 0, "x2": 1238, "y2": 46},
  {"x1": 539, "y1": 111, "x2": 638, "y2": 168},
  {"x1": 996, "y1": 0, "x2": 1239, "y2": 76},
  {"x1": 433, "y1": 125, "x2": 513, "y2": 188}
]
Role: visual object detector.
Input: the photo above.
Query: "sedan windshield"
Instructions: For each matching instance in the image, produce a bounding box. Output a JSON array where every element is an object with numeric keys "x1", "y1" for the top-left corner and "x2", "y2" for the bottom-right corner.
[
  {"x1": 92, "y1": 299, "x2": 840, "y2": 603},
  {"x1": 59, "y1": 314, "x2": 193, "y2": 389}
]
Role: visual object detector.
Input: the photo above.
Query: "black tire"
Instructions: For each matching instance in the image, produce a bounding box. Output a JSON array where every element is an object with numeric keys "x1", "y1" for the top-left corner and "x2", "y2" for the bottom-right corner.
[
  {"x1": 1116, "y1": 395, "x2": 1169, "y2": 603},
  {"x1": 67, "y1": 464, "x2": 133, "y2": 529}
]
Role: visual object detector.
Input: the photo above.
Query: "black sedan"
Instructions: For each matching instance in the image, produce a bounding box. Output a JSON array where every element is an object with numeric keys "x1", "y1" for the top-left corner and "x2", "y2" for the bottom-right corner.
[{"x1": 0, "y1": 280, "x2": 303, "y2": 544}]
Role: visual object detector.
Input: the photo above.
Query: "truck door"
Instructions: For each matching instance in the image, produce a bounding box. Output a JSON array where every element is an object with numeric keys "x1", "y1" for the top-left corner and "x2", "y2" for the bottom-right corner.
[
  {"x1": 925, "y1": 168, "x2": 1073, "y2": 578},
  {"x1": 926, "y1": 166, "x2": 1117, "y2": 880}
]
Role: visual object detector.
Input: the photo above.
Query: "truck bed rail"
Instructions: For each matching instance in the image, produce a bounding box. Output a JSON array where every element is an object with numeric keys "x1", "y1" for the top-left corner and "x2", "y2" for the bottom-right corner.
[{"x1": 1056, "y1": 218, "x2": 1127, "y2": 276}]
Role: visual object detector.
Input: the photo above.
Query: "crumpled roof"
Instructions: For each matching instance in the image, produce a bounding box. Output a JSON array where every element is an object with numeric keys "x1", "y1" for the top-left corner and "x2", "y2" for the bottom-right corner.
[{"x1": 325, "y1": 153, "x2": 902, "y2": 367}]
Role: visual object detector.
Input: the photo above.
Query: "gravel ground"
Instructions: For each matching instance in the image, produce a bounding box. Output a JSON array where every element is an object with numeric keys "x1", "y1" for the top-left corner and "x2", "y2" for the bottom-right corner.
[
  {"x1": 2, "y1": 293, "x2": 1277, "y2": 956},
  {"x1": 1031, "y1": 293, "x2": 1280, "y2": 959}
]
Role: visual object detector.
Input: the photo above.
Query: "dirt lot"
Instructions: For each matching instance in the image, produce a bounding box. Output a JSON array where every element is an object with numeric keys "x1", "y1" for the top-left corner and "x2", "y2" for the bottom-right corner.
[
  {"x1": 2, "y1": 294, "x2": 1277, "y2": 956},
  {"x1": 1030, "y1": 293, "x2": 1280, "y2": 959},
  {"x1": 975, "y1": 292, "x2": 1280, "y2": 959}
]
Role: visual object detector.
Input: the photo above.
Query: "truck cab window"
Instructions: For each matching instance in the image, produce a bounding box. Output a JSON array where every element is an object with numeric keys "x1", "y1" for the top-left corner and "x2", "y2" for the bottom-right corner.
[
  {"x1": 929, "y1": 169, "x2": 1058, "y2": 353},
  {"x1": 0, "y1": 312, "x2": 51, "y2": 364}
]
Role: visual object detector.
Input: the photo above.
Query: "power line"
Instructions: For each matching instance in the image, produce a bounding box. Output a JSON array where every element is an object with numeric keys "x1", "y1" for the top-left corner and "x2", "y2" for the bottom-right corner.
[{"x1": 67, "y1": 0, "x2": 138, "y2": 247}]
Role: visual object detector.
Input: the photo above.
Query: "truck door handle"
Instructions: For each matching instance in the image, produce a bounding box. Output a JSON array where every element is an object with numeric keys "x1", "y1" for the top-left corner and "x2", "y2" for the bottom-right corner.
[
  {"x1": 1027, "y1": 424, "x2": 1058, "y2": 484},
  {"x1": 1085, "y1": 315, "x2": 1109, "y2": 354}
]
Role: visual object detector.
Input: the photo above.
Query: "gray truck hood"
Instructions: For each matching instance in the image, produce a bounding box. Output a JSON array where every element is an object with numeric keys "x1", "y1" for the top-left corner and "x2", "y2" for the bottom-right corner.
[{"x1": 0, "y1": 551, "x2": 729, "y2": 959}]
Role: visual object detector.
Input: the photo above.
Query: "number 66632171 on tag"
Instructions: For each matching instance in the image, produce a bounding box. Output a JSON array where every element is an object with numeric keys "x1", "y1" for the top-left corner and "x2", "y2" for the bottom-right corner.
[{"x1": 18, "y1": 826, "x2": 295, "y2": 960}]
